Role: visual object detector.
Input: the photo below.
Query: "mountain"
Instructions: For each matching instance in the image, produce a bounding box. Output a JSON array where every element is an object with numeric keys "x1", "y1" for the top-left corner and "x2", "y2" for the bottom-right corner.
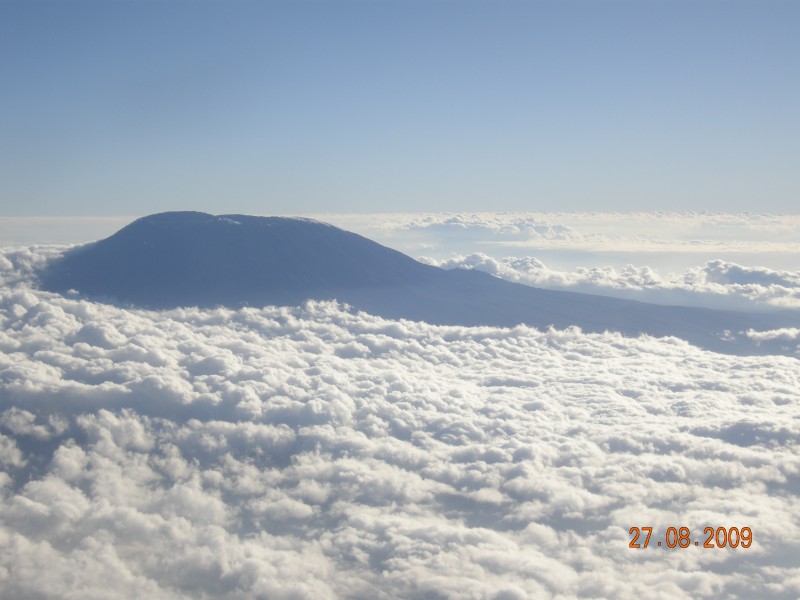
[
  {"x1": 39, "y1": 211, "x2": 799, "y2": 355},
  {"x1": 39, "y1": 212, "x2": 441, "y2": 307}
]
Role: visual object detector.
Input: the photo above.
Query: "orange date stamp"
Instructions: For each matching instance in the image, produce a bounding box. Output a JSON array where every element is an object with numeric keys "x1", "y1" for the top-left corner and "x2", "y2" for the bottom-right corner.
[{"x1": 629, "y1": 526, "x2": 752, "y2": 549}]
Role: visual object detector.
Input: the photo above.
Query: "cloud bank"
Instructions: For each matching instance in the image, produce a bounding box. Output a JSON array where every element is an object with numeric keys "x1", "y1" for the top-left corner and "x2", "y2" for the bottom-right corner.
[
  {"x1": 310, "y1": 212, "x2": 800, "y2": 311},
  {"x1": 1, "y1": 252, "x2": 799, "y2": 598},
  {"x1": 316, "y1": 212, "x2": 800, "y2": 256},
  {"x1": 420, "y1": 253, "x2": 800, "y2": 312}
]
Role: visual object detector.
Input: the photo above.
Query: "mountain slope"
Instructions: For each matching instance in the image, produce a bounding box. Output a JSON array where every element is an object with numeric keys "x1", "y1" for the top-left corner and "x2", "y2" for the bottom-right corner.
[
  {"x1": 38, "y1": 212, "x2": 799, "y2": 355},
  {"x1": 39, "y1": 211, "x2": 441, "y2": 307}
]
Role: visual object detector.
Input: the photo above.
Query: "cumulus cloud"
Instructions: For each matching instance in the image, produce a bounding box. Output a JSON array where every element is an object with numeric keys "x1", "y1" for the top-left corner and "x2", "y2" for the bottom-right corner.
[
  {"x1": 0, "y1": 245, "x2": 67, "y2": 288},
  {"x1": 421, "y1": 253, "x2": 800, "y2": 312},
  {"x1": 1, "y1": 249, "x2": 799, "y2": 598},
  {"x1": 745, "y1": 327, "x2": 800, "y2": 342}
]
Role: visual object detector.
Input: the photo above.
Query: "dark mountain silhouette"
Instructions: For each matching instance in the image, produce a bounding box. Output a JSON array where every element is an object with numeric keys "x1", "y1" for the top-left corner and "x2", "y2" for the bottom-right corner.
[
  {"x1": 39, "y1": 211, "x2": 799, "y2": 356},
  {"x1": 40, "y1": 212, "x2": 441, "y2": 307}
]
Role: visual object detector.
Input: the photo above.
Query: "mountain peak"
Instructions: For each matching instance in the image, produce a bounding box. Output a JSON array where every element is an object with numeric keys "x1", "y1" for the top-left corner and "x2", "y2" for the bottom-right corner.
[{"x1": 39, "y1": 211, "x2": 438, "y2": 308}]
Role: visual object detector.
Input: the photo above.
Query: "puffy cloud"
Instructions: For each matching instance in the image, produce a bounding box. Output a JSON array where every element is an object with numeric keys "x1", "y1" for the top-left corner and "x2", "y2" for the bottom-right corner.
[
  {"x1": 746, "y1": 327, "x2": 800, "y2": 342},
  {"x1": 0, "y1": 434, "x2": 25, "y2": 468},
  {"x1": 0, "y1": 408, "x2": 67, "y2": 440},
  {"x1": 1, "y1": 245, "x2": 799, "y2": 598},
  {"x1": 421, "y1": 253, "x2": 800, "y2": 312},
  {"x1": 0, "y1": 245, "x2": 66, "y2": 288}
]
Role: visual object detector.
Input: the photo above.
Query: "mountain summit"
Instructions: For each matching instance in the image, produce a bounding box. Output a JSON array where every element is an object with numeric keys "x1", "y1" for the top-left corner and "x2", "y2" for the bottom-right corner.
[
  {"x1": 39, "y1": 212, "x2": 439, "y2": 307},
  {"x1": 39, "y1": 211, "x2": 798, "y2": 355}
]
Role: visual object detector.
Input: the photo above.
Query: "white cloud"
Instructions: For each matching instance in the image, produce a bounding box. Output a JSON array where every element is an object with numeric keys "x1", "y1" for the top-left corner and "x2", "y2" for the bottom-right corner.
[
  {"x1": 396, "y1": 213, "x2": 580, "y2": 241},
  {"x1": 0, "y1": 434, "x2": 25, "y2": 468},
  {"x1": 313, "y1": 211, "x2": 800, "y2": 256},
  {"x1": 1, "y1": 257, "x2": 799, "y2": 599},
  {"x1": 746, "y1": 327, "x2": 800, "y2": 342},
  {"x1": 300, "y1": 212, "x2": 800, "y2": 314},
  {"x1": 421, "y1": 253, "x2": 800, "y2": 311},
  {"x1": 0, "y1": 408, "x2": 67, "y2": 440},
  {"x1": 0, "y1": 246, "x2": 67, "y2": 288}
]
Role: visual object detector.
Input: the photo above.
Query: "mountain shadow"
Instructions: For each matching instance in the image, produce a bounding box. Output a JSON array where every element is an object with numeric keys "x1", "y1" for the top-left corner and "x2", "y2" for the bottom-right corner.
[{"x1": 38, "y1": 211, "x2": 799, "y2": 356}]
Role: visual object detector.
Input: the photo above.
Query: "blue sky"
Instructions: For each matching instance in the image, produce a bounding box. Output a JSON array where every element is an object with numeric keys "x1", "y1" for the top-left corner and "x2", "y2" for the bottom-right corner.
[{"x1": 1, "y1": 0, "x2": 798, "y2": 216}]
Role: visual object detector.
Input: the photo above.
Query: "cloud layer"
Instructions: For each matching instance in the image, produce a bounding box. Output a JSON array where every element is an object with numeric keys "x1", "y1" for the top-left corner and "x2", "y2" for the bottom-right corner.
[
  {"x1": 421, "y1": 253, "x2": 800, "y2": 311},
  {"x1": 316, "y1": 211, "x2": 800, "y2": 256},
  {"x1": 1, "y1": 249, "x2": 799, "y2": 598},
  {"x1": 311, "y1": 212, "x2": 800, "y2": 311}
]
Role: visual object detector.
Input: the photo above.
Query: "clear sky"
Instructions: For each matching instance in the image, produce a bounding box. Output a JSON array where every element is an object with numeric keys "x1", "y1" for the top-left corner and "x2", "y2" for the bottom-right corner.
[{"x1": 1, "y1": 0, "x2": 798, "y2": 216}]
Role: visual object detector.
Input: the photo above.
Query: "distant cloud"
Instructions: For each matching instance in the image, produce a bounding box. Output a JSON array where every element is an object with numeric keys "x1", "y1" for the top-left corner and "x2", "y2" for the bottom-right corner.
[
  {"x1": 745, "y1": 327, "x2": 800, "y2": 342},
  {"x1": 421, "y1": 253, "x2": 800, "y2": 311},
  {"x1": 310, "y1": 212, "x2": 800, "y2": 316},
  {"x1": 398, "y1": 213, "x2": 580, "y2": 241},
  {"x1": 1, "y1": 257, "x2": 799, "y2": 598},
  {"x1": 316, "y1": 211, "x2": 800, "y2": 255}
]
